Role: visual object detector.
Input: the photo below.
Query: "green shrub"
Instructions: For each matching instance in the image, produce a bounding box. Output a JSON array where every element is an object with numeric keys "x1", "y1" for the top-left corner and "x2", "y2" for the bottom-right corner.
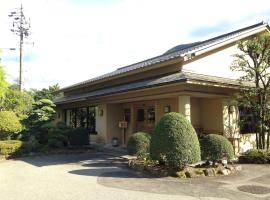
[
  {"x1": 48, "y1": 129, "x2": 68, "y2": 148},
  {"x1": 48, "y1": 137, "x2": 64, "y2": 148},
  {"x1": 200, "y1": 134, "x2": 234, "y2": 162},
  {"x1": 38, "y1": 122, "x2": 71, "y2": 147},
  {"x1": 239, "y1": 149, "x2": 270, "y2": 164},
  {"x1": 24, "y1": 136, "x2": 40, "y2": 152},
  {"x1": 0, "y1": 111, "x2": 23, "y2": 139},
  {"x1": 69, "y1": 128, "x2": 89, "y2": 146},
  {"x1": 150, "y1": 112, "x2": 201, "y2": 168},
  {"x1": 127, "y1": 132, "x2": 150, "y2": 156},
  {"x1": 0, "y1": 140, "x2": 24, "y2": 156}
]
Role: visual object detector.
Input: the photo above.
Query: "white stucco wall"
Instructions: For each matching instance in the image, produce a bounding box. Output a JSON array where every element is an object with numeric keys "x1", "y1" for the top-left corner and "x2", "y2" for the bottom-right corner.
[
  {"x1": 93, "y1": 104, "x2": 107, "y2": 143},
  {"x1": 183, "y1": 45, "x2": 244, "y2": 79}
]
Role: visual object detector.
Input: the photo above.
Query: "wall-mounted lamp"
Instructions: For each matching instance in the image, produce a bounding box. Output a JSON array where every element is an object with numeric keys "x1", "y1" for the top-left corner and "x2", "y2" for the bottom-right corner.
[{"x1": 164, "y1": 106, "x2": 170, "y2": 113}]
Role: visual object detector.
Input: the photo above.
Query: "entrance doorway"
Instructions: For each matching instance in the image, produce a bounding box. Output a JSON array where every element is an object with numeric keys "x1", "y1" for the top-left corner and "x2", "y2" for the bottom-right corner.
[{"x1": 135, "y1": 105, "x2": 155, "y2": 133}]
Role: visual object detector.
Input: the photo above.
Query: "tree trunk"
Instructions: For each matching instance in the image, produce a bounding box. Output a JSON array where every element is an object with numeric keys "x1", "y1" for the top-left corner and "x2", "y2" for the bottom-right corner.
[
  {"x1": 267, "y1": 131, "x2": 270, "y2": 150},
  {"x1": 256, "y1": 132, "x2": 259, "y2": 149}
]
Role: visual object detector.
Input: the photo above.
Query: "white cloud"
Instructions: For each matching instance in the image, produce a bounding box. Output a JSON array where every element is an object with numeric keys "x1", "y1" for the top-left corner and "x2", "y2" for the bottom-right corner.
[{"x1": 0, "y1": 0, "x2": 270, "y2": 89}]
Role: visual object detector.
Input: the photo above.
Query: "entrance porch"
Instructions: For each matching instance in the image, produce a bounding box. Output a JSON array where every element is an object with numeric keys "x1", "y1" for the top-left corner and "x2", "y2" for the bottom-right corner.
[{"x1": 92, "y1": 95, "x2": 240, "y2": 152}]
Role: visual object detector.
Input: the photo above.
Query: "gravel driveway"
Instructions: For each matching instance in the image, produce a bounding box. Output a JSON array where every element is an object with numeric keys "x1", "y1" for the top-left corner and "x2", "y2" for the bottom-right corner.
[{"x1": 0, "y1": 153, "x2": 269, "y2": 200}]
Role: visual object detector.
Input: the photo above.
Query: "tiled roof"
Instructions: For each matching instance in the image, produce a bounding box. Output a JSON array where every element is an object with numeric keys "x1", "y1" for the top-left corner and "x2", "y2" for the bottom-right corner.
[
  {"x1": 55, "y1": 71, "x2": 244, "y2": 104},
  {"x1": 60, "y1": 22, "x2": 269, "y2": 92}
]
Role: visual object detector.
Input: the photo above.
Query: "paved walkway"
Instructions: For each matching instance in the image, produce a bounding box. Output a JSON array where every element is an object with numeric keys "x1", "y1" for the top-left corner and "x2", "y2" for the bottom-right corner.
[{"x1": 0, "y1": 153, "x2": 269, "y2": 200}]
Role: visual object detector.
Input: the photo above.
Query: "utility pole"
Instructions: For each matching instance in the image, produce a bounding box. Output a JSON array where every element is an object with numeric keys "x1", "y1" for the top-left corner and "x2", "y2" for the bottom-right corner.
[{"x1": 9, "y1": 4, "x2": 31, "y2": 91}]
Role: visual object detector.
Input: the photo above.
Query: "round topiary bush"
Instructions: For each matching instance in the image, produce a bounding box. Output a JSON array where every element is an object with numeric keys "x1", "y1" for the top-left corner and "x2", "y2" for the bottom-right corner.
[
  {"x1": 0, "y1": 111, "x2": 23, "y2": 139},
  {"x1": 127, "y1": 132, "x2": 150, "y2": 156},
  {"x1": 150, "y1": 112, "x2": 201, "y2": 168},
  {"x1": 200, "y1": 134, "x2": 234, "y2": 162}
]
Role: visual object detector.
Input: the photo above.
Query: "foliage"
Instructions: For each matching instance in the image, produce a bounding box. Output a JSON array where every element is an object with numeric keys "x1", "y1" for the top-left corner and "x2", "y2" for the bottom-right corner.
[
  {"x1": 37, "y1": 121, "x2": 71, "y2": 146},
  {"x1": 38, "y1": 122, "x2": 89, "y2": 148},
  {"x1": 30, "y1": 99, "x2": 56, "y2": 123},
  {"x1": 25, "y1": 99, "x2": 56, "y2": 144},
  {"x1": 3, "y1": 89, "x2": 34, "y2": 115},
  {"x1": 127, "y1": 132, "x2": 150, "y2": 157},
  {"x1": 69, "y1": 127, "x2": 89, "y2": 146},
  {"x1": 0, "y1": 140, "x2": 24, "y2": 156},
  {"x1": 23, "y1": 135, "x2": 40, "y2": 152},
  {"x1": 150, "y1": 112, "x2": 201, "y2": 168},
  {"x1": 230, "y1": 33, "x2": 270, "y2": 149},
  {"x1": 29, "y1": 84, "x2": 62, "y2": 102},
  {"x1": 238, "y1": 149, "x2": 270, "y2": 164},
  {"x1": 0, "y1": 66, "x2": 9, "y2": 109},
  {"x1": 47, "y1": 123, "x2": 70, "y2": 148},
  {"x1": 200, "y1": 134, "x2": 234, "y2": 163},
  {"x1": 0, "y1": 111, "x2": 23, "y2": 139}
]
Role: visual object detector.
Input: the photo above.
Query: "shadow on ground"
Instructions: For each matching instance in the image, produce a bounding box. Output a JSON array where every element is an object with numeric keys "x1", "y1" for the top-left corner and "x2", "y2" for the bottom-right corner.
[
  {"x1": 10, "y1": 152, "x2": 270, "y2": 200},
  {"x1": 13, "y1": 152, "x2": 110, "y2": 167},
  {"x1": 69, "y1": 168, "x2": 151, "y2": 179}
]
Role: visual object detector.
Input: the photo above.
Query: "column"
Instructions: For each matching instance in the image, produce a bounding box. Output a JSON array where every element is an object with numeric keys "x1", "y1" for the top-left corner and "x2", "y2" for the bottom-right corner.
[{"x1": 178, "y1": 96, "x2": 191, "y2": 122}]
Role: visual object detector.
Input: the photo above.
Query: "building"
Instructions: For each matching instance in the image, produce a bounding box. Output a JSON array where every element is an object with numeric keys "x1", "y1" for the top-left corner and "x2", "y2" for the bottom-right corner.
[{"x1": 55, "y1": 22, "x2": 270, "y2": 152}]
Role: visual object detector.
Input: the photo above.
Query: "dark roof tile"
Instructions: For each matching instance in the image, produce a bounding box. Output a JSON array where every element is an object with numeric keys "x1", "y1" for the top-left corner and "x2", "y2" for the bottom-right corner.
[
  {"x1": 60, "y1": 22, "x2": 268, "y2": 91},
  {"x1": 55, "y1": 71, "x2": 245, "y2": 104}
]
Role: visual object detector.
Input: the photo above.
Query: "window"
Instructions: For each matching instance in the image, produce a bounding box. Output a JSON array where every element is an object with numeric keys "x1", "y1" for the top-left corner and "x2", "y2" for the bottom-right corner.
[
  {"x1": 137, "y1": 109, "x2": 144, "y2": 122},
  {"x1": 88, "y1": 107, "x2": 96, "y2": 133},
  {"x1": 65, "y1": 106, "x2": 97, "y2": 134}
]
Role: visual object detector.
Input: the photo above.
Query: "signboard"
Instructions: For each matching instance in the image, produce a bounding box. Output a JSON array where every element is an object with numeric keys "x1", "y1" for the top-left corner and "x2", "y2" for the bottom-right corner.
[{"x1": 118, "y1": 121, "x2": 128, "y2": 128}]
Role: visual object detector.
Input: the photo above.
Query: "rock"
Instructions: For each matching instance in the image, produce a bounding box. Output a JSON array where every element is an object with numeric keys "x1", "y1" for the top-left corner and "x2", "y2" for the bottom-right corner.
[
  {"x1": 221, "y1": 159, "x2": 228, "y2": 165},
  {"x1": 193, "y1": 168, "x2": 205, "y2": 176},
  {"x1": 234, "y1": 165, "x2": 242, "y2": 171},
  {"x1": 128, "y1": 160, "x2": 135, "y2": 167},
  {"x1": 225, "y1": 166, "x2": 234, "y2": 171},
  {"x1": 185, "y1": 168, "x2": 196, "y2": 178},
  {"x1": 219, "y1": 169, "x2": 231, "y2": 175},
  {"x1": 175, "y1": 171, "x2": 186, "y2": 178},
  {"x1": 203, "y1": 168, "x2": 215, "y2": 176}
]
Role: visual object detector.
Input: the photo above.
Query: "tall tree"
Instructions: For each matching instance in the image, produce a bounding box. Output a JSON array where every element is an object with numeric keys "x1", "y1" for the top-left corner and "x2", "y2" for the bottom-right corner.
[
  {"x1": 29, "y1": 84, "x2": 62, "y2": 102},
  {"x1": 3, "y1": 89, "x2": 33, "y2": 115},
  {"x1": 231, "y1": 33, "x2": 270, "y2": 149}
]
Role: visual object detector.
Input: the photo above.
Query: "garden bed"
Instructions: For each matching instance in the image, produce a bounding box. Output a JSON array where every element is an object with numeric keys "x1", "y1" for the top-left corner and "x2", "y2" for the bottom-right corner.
[
  {"x1": 238, "y1": 149, "x2": 270, "y2": 164},
  {"x1": 128, "y1": 159, "x2": 242, "y2": 178}
]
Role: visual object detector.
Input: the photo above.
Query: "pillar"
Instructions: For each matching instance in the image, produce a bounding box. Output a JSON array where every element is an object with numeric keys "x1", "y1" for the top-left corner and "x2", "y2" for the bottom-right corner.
[{"x1": 178, "y1": 96, "x2": 191, "y2": 122}]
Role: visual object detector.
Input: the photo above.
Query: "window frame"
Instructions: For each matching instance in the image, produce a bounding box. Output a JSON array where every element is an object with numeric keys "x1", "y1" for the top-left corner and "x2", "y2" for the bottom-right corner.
[{"x1": 64, "y1": 106, "x2": 97, "y2": 135}]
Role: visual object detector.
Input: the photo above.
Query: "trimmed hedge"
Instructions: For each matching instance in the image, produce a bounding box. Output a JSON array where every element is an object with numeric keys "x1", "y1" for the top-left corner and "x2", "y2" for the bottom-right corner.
[
  {"x1": 200, "y1": 134, "x2": 234, "y2": 162},
  {"x1": 127, "y1": 132, "x2": 150, "y2": 156},
  {"x1": 0, "y1": 111, "x2": 23, "y2": 139},
  {"x1": 239, "y1": 149, "x2": 270, "y2": 164},
  {"x1": 0, "y1": 140, "x2": 24, "y2": 156},
  {"x1": 39, "y1": 122, "x2": 89, "y2": 147},
  {"x1": 69, "y1": 128, "x2": 89, "y2": 146},
  {"x1": 150, "y1": 112, "x2": 201, "y2": 168}
]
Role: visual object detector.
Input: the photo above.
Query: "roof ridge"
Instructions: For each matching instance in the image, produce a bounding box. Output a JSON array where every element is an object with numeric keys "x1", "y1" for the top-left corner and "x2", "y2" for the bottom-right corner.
[
  {"x1": 119, "y1": 22, "x2": 268, "y2": 70},
  {"x1": 60, "y1": 22, "x2": 268, "y2": 92},
  {"x1": 163, "y1": 22, "x2": 267, "y2": 55}
]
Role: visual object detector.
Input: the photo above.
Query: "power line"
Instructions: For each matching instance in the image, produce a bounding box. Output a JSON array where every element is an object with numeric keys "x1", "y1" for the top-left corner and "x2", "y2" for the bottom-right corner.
[{"x1": 9, "y1": 4, "x2": 31, "y2": 91}]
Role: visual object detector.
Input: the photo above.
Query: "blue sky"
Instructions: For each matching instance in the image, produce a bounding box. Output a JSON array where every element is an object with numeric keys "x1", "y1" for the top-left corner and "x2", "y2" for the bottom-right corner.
[{"x1": 0, "y1": 0, "x2": 270, "y2": 89}]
